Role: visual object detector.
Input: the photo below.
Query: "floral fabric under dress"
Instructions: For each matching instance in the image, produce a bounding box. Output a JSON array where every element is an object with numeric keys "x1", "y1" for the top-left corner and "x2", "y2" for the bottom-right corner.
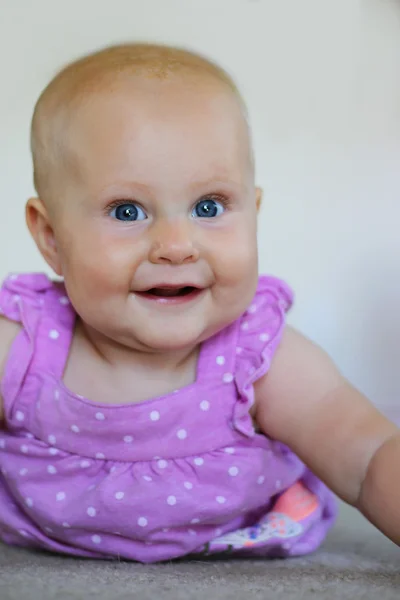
[{"x1": 0, "y1": 273, "x2": 337, "y2": 562}]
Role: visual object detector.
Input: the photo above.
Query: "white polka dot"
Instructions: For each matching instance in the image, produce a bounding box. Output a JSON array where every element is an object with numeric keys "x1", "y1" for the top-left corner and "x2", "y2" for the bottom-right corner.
[
  {"x1": 25, "y1": 433, "x2": 34, "y2": 439},
  {"x1": 157, "y1": 459, "x2": 168, "y2": 469},
  {"x1": 87, "y1": 484, "x2": 96, "y2": 491},
  {"x1": 167, "y1": 495, "x2": 177, "y2": 506},
  {"x1": 138, "y1": 517, "x2": 148, "y2": 527},
  {"x1": 143, "y1": 475, "x2": 152, "y2": 482},
  {"x1": 62, "y1": 522, "x2": 70, "y2": 528},
  {"x1": 95, "y1": 412, "x2": 105, "y2": 421},
  {"x1": 54, "y1": 389, "x2": 60, "y2": 401},
  {"x1": 228, "y1": 466, "x2": 239, "y2": 477},
  {"x1": 71, "y1": 425, "x2": 80, "y2": 433},
  {"x1": 19, "y1": 468, "x2": 28, "y2": 476},
  {"x1": 44, "y1": 527, "x2": 53, "y2": 534},
  {"x1": 109, "y1": 466, "x2": 117, "y2": 473},
  {"x1": 188, "y1": 529, "x2": 197, "y2": 536},
  {"x1": 56, "y1": 491, "x2": 66, "y2": 501},
  {"x1": 49, "y1": 448, "x2": 58, "y2": 456},
  {"x1": 276, "y1": 480, "x2": 281, "y2": 489},
  {"x1": 190, "y1": 518, "x2": 200, "y2": 524},
  {"x1": 241, "y1": 321, "x2": 249, "y2": 331},
  {"x1": 215, "y1": 528, "x2": 222, "y2": 537},
  {"x1": 49, "y1": 329, "x2": 60, "y2": 340},
  {"x1": 19, "y1": 530, "x2": 29, "y2": 537},
  {"x1": 177, "y1": 429, "x2": 187, "y2": 440},
  {"x1": 59, "y1": 296, "x2": 69, "y2": 305},
  {"x1": 13, "y1": 295, "x2": 20, "y2": 303},
  {"x1": 248, "y1": 304, "x2": 257, "y2": 314},
  {"x1": 47, "y1": 465, "x2": 57, "y2": 475},
  {"x1": 150, "y1": 410, "x2": 160, "y2": 421},
  {"x1": 8, "y1": 274, "x2": 18, "y2": 280},
  {"x1": 216, "y1": 496, "x2": 226, "y2": 504},
  {"x1": 200, "y1": 400, "x2": 210, "y2": 411},
  {"x1": 123, "y1": 435, "x2": 133, "y2": 443},
  {"x1": 184, "y1": 481, "x2": 193, "y2": 490},
  {"x1": 236, "y1": 347, "x2": 243, "y2": 355},
  {"x1": 20, "y1": 445, "x2": 28, "y2": 453},
  {"x1": 48, "y1": 435, "x2": 56, "y2": 445},
  {"x1": 223, "y1": 373, "x2": 234, "y2": 383},
  {"x1": 25, "y1": 497, "x2": 33, "y2": 507},
  {"x1": 216, "y1": 355, "x2": 225, "y2": 366},
  {"x1": 115, "y1": 491, "x2": 124, "y2": 500},
  {"x1": 80, "y1": 460, "x2": 90, "y2": 469},
  {"x1": 87, "y1": 507, "x2": 96, "y2": 517},
  {"x1": 92, "y1": 535, "x2": 101, "y2": 544},
  {"x1": 194, "y1": 457, "x2": 204, "y2": 466},
  {"x1": 257, "y1": 475, "x2": 265, "y2": 485},
  {"x1": 16, "y1": 411, "x2": 25, "y2": 422},
  {"x1": 95, "y1": 453, "x2": 105, "y2": 459},
  {"x1": 162, "y1": 528, "x2": 169, "y2": 533},
  {"x1": 224, "y1": 447, "x2": 235, "y2": 454},
  {"x1": 259, "y1": 333, "x2": 270, "y2": 342},
  {"x1": 0, "y1": 439, "x2": 6, "y2": 449}
]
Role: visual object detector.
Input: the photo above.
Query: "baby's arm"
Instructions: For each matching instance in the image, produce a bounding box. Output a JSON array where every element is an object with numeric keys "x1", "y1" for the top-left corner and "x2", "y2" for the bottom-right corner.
[
  {"x1": 0, "y1": 317, "x2": 21, "y2": 422},
  {"x1": 254, "y1": 327, "x2": 400, "y2": 544}
]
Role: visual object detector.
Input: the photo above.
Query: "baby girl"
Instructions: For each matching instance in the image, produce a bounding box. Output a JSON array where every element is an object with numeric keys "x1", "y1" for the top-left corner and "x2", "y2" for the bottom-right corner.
[{"x1": 0, "y1": 43, "x2": 398, "y2": 562}]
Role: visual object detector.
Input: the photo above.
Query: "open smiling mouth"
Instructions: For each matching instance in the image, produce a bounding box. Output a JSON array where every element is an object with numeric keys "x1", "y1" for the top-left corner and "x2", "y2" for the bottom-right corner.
[
  {"x1": 147, "y1": 286, "x2": 197, "y2": 298},
  {"x1": 135, "y1": 286, "x2": 204, "y2": 304}
]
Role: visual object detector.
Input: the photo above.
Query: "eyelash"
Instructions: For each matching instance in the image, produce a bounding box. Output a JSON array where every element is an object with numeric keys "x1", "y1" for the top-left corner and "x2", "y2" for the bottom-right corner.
[{"x1": 196, "y1": 194, "x2": 230, "y2": 210}]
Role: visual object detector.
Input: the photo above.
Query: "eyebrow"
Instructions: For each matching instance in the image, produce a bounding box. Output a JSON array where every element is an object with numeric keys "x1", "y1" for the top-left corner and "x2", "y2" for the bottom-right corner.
[{"x1": 97, "y1": 177, "x2": 248, "y2": 199}]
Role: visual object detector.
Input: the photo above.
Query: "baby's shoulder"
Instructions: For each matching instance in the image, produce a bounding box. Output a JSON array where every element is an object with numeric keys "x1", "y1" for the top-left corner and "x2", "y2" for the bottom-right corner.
[
  {"x1": 0, "y1": 316, "x2": 22, "y2": 420},
  {"x1": 0, "y1": 315, "x2": 21, "y2": 372}
]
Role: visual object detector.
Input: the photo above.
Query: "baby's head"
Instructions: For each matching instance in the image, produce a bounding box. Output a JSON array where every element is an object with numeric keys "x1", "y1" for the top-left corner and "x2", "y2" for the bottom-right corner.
[{"x1": 27, "y1": 43, "x2": 261, "y2": 352}]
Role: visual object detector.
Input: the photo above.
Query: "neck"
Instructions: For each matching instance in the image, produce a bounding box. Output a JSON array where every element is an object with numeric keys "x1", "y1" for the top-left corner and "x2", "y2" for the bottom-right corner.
[{"x1": 77, "y1": 318, "x2": 200, "y2": 377}]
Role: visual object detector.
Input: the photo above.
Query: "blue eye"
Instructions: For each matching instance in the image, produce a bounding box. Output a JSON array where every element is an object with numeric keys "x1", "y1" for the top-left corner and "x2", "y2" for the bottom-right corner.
[
  {"x1": 192, "y1": 198, "x2": 225, "y2": 219},
  {"x1": 110, "y1": 203, "x2": 147, "y2": 222}
]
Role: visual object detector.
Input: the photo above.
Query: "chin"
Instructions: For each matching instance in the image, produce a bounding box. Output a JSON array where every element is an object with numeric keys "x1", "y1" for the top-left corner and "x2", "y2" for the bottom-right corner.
[{"x1": 138, "y1": 327, "x2": 205, "y2": 352}]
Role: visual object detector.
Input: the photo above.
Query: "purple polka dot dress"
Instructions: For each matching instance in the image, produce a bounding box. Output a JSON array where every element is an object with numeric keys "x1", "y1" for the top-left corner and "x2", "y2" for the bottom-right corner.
[{"x1": 0, "y1": 274, "x2": 337, "y2": 562}]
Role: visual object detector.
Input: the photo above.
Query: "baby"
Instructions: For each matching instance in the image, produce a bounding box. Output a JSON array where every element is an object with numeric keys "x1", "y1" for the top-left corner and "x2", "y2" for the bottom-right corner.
[{"x1": 0, "y1": 43, "x2": 398, "y2": 563}]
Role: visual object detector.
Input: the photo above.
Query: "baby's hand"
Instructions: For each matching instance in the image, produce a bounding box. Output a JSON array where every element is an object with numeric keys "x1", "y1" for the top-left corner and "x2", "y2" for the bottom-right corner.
[{"x1": 254, "y1": 327, "x2": 400, "y2": 545}]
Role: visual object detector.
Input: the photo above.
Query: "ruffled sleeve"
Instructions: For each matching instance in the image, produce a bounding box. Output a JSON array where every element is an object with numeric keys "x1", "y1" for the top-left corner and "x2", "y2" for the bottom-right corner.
[
  {"x1": 0, "y1": 273, "x2": 51, "y2": 326},
  {"x1": 232, "y1": 275, "x2": 293, "y2": 435},
  {"x1": 0, "y1": 273, "x2": 53, "y2": 413}
]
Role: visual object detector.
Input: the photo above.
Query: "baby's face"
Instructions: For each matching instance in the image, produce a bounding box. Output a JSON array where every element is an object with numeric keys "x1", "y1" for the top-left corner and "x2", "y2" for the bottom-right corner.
[{"x1": 47, "y1": 77, "x2": 259, "y2": 352}]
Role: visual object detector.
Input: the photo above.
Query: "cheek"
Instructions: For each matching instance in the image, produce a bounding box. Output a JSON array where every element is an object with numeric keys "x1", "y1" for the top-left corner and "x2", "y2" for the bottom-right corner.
[
  {"x1": 212, "y1": 220, "x2": 258, "y2": 284},
  {"x1": 57, "y1": 229, "x2": 140, "y2": 291}
]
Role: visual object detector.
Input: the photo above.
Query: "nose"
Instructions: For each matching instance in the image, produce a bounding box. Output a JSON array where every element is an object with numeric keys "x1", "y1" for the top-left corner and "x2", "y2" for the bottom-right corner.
[{"x1": 149, "y1": 219, "x2": 199, "y2": 265}]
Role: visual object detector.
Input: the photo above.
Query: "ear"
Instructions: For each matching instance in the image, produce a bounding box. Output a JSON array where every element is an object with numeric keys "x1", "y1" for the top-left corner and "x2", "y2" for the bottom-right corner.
[
  {"x1": 25, "y1": 197, "x2": 63, "y2": 276},
  {"x1": 255, "y1": 187, "x2": 263, "y2": 212}
]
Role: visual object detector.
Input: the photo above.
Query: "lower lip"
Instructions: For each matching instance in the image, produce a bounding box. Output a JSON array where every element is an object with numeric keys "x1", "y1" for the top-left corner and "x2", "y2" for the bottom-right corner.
[{"x1": 135, "y1": 288, "x2": 204, "y2": 306}]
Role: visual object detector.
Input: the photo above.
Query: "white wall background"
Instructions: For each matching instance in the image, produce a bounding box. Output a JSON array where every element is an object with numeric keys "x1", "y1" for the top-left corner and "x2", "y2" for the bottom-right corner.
[{"x1": 1, "y1": 0, "x2": 399, "y2": 419}]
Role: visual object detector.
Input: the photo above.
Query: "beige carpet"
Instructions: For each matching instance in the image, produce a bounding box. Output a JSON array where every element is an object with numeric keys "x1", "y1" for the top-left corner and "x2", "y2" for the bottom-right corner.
[{"x1": 0, "y1": 502, "x2": 398, "y2": 599}]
